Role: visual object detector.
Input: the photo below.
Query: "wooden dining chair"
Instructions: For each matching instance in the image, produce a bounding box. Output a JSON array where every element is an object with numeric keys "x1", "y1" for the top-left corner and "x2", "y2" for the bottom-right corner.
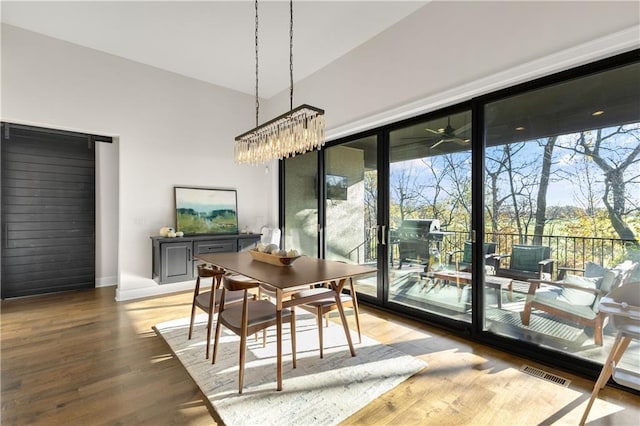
[
  {"x1": 188, "y1": 264, "x2": 245, "y2": 359},
  {"x1": 258, "y1": 283, "x2": 293, "y2": 347},
  {"x1": 292, "y1": 277, "x2": 361, "y2": 359},
  {"x1": 212, "y1": 274, "x2": 296, "y2": 394}
]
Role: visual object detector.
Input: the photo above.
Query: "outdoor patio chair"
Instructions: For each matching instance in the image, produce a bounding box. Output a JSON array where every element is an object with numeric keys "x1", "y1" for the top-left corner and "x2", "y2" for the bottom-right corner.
[
  {"x1": 447, "y1": 241, "x2": 497, "y2": 272},
  {"x1": 580, "y1": 281, "x2": 640, "y2": 425},
  {"x1": 522, "y1": 260, "x2": 638, "y2": 346},
  {"x1": 493, "y1": 244, "x2": 554, "y2": 281}
]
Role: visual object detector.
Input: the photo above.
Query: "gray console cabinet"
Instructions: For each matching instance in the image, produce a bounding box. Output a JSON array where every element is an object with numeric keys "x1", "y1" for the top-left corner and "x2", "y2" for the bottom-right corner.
[
  {"x1": 159, "y1": 240, "x2": 193, "y2": 284},
  {"x1": 151, "y1": 234, "x2": 260, "y2": 284}
]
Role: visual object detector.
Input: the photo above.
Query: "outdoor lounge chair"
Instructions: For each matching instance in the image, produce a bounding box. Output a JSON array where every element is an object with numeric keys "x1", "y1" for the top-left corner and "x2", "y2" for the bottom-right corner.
[
  {"x1": 447, "y1": 241, "x2": 497, "y2": 272},
  {"x1": 580, "y1": 281, "x2": 640, "y2": 425},
  {"x1": 493, "y1": 244, "x2": 554, "y2": 281},
  {"x1": 522, "y1": 260, "x2": 638, "y2": 346}
]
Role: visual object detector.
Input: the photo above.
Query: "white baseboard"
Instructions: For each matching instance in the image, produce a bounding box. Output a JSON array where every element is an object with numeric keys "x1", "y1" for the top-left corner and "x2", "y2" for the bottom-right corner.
[
  {"x1": 96, "y1": 276, "x2": 117, "y2": 287},
  {"x1": 115, "y1": 279, "x2": 209, "y2": 302}
]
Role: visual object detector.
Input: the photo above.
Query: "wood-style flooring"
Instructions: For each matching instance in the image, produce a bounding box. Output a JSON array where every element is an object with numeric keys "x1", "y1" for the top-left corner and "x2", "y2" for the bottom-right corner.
[{"x1": 1, "y1": 287, "x2": 638, "y2": 425}]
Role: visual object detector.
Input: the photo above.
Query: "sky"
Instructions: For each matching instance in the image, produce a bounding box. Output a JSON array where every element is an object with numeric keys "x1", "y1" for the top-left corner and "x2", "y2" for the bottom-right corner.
[{"x1": 389, "y1": 124, "x2": 640, "y2": 210}]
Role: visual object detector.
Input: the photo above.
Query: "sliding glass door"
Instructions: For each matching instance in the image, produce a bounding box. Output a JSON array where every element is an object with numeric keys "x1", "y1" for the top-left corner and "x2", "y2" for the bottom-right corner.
[
  {"x1": 324, "y1": 136, "x2": 379, "y2": 298},
  {"x1": 320, "y1": 111, "x2": 480, "y2": 324},
  {"x1": 294, "y1": 112, "x2": 480, "y2": 323},
  {"x1": 387, "y1": 111, "x2": 474, "y2": 322},
  {"x1": 282, "y1": 151, "x2": 319, "y2": 257}
]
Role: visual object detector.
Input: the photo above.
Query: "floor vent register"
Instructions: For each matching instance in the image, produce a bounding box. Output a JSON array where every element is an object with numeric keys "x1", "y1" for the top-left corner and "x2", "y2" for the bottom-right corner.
[{"x1": 520, "y1": 364, "x2": 571, "y2": 387}]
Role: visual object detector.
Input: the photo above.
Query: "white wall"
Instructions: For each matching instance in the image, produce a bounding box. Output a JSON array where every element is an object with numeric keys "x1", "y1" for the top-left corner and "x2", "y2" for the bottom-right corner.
[
  {"x1": 2, "y1": 1, "x2": 638, "y2": 301},
  {"x1": 266, "y1": 1, "x2": 640, "y2": 139},
  {"x1": 1, "y1": 24, "x2": 275, "y2": 300},
  {"x1": 95, "y1": 137, "x2": 119, "y2": 287}
]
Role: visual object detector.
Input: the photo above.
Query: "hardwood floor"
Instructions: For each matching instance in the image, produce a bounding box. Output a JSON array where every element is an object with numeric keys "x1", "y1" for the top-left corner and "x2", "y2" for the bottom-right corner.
[{"x1": 1, "y1": 287, "x2": 638, "y2": 425}]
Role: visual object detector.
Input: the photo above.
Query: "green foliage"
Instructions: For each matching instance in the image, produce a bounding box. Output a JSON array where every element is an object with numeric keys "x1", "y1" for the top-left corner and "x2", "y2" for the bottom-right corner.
[{"x1": 177, "y1": 212, "x2": 238, "y2": 234}]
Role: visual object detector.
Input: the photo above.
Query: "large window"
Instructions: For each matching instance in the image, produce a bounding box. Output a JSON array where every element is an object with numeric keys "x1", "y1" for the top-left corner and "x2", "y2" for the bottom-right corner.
[
  {"x1": 483, "y1": 61, "x2": 639, "y2": 370},
  {"x1": 279, "y1": 52, "x2": 640, "y2": 386}
]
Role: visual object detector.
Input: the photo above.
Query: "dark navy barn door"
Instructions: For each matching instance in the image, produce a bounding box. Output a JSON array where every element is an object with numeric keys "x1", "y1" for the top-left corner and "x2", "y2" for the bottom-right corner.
[{"x1": 1, "y1": 123, "x2": 96, "y2": 298}]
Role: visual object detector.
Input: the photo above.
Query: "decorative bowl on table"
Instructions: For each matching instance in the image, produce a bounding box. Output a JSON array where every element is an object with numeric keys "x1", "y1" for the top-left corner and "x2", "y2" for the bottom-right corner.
[{"x1": 249, "y1": 249, "x2": 301, "y2": 267}]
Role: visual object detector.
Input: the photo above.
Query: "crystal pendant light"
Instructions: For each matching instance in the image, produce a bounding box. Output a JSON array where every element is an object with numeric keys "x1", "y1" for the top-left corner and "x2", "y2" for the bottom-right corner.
[{"x1": 234, "y1": 0, "x2": 325, "y2": 165}]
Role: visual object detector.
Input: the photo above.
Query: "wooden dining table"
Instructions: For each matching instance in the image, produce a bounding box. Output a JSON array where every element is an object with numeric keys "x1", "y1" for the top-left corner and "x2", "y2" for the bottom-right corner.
[{"x1": 195, "y1": 251, "x2": 377, "y2": 391}]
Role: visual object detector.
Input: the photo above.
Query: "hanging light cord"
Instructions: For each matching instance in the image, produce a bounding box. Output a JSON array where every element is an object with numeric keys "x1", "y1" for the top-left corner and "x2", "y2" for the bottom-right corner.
[
  {"x1": 289, "y1": 0, "x2": 293, "y2": 111},
  {"x1": 253, "y1": 0, "x2": 295, "y2": 126},
  {"x1": 235, "y1": 0, "x2": 325, "y2": 165},
  {"x1": 255, "y1": 0, "x2": 259, "y2": 128}
]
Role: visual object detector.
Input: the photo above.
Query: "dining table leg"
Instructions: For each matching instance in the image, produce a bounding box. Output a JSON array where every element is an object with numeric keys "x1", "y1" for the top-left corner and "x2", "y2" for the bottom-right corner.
[
  {"x1": 330, "y1": 278, "x2": 356, "y2": 357},
  {"x1": 276, "y1": 290, "x2": 284, "y2": 391},
  {"x1": 291, "y1": 306, "x2": 297, "y2": 369}
]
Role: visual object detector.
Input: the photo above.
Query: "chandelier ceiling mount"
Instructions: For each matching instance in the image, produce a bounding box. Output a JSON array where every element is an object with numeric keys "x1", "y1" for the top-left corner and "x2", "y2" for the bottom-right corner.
[{"x1": 234, "y1": 0, "x2": 325, "y2": 165}]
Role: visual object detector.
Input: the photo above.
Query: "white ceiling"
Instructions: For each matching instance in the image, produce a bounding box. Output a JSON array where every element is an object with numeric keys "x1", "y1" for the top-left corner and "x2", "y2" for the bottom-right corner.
[{"x1": 1, "y1": 1, "x2": 427, "y2": 98}]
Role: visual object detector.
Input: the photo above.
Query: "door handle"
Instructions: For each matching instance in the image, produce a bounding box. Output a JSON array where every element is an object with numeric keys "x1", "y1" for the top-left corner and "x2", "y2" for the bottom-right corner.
[
  {"x1": 381, "y1": 225, "x2": 387, "y2": 245},
  {"x1": 187, "y1": 248, "x2": 192, "y2": 262}
]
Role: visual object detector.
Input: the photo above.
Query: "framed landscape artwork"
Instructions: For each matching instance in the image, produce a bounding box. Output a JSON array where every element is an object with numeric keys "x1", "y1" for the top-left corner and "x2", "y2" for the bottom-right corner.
[{"x1": 174, "y1": 187, "x2": 238, "y2": 235}]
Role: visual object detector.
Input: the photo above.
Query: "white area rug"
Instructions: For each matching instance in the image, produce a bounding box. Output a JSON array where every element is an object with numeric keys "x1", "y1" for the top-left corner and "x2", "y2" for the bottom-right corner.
[{"x1": 154, "y1": 312, "x2": 427, "y2": 425}]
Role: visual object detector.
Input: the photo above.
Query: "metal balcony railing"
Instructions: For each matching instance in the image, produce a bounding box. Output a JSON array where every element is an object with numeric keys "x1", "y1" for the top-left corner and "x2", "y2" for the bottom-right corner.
[{"x1": 347, "y1": 229, "x2": 636, "y2": 272}]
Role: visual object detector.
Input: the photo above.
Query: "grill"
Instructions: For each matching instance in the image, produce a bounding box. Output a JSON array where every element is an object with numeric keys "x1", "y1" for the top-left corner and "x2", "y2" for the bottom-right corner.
[
  {"x1": 397, "y1": 219, "x2": 441, "y2": 238},
  {"x1": 394, "y1": 219, "x2": 442, "y2": 269}
]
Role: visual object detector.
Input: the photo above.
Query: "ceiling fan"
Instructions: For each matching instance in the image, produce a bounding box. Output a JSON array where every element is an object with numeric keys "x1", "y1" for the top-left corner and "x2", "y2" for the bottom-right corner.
[
  {"x1": 426, "y1": 118, "x2": 471, "y2": 149},
  {"x1": 398, "y1": 117, "x2": 471, "y2": 150}
]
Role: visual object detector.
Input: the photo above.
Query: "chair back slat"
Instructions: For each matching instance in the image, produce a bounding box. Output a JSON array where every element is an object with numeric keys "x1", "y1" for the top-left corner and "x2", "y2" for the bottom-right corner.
[{"x1": 223, "y1": 275, "x2": 261, "y2": 292}]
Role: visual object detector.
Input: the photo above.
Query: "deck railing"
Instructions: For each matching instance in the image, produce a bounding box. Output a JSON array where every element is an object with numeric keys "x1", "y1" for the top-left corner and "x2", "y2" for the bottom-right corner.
[
  {"x1": 347, "y1": 229, "x2": 636, "y2": 273},
  {"x1": 485, "y1": 232, "x2": 636, "y2": 270}
]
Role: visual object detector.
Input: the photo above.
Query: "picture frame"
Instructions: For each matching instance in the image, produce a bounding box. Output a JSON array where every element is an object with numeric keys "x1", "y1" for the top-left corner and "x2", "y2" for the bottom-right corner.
[
  {"x1": 326, "y1": 174, "x2": 348, "y2": 200},
  {"x1": 174, "y1": 186, "x2": 238, "y2": 235}
]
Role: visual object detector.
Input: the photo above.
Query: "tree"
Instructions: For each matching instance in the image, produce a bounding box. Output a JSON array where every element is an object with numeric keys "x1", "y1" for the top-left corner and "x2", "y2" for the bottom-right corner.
[
  {"x1": 485, "y1": 149, "x2": 508, "y2": 235},
  {"x1": 363, "y1": 170, "x2": 377, "y2": 234},
  {"x1": 533, "y1": 136, "x2": 557, "y2": 245},
  {"x1": 434, "y1": 153, "x2": 472, "y2": 231},
  {"x1": 570, "y1": 146, "x2": 603, "y2": 235},
  {"x1": 389, "y1": 163, "x2": 426, "y2": 224},
  {"x1": 418, "y1": 156, "x2": 454, "y2": 227},
  {"x1": 485, "y1": 142, "x2": 539, "y2": 243},
  {"x1": 559, "y1": 125, "x2": 640, "y2": 245}
]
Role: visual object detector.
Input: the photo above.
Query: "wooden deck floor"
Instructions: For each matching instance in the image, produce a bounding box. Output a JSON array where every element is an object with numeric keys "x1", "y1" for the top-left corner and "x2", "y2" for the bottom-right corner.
[{"x1": 2, "y1": 287, "x2": 638, "y2": 425}]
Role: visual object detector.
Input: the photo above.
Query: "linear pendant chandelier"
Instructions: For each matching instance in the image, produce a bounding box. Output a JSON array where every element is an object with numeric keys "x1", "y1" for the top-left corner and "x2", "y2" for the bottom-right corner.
[{"x1": 234, "y1": 0, "x2": 325, "y2": 165}]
